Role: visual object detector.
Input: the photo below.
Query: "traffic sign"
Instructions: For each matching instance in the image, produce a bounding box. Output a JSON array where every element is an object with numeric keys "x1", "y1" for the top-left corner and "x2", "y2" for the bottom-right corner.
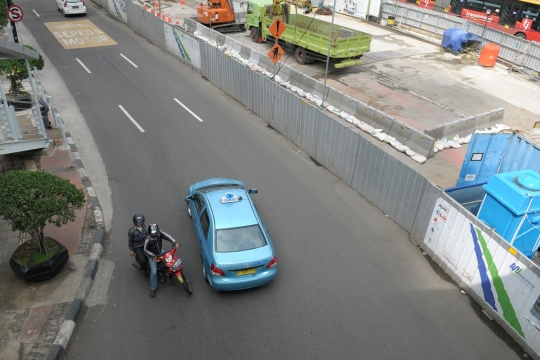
[
  {"x1": 267, "y1": 43, "x2": 284, "y2": 64},
  {"x1": 268, "y1": 18, "x2": 286, "y2": 39},
  {"x1": 8, "y1": 5, "x2": 23, "y2": 23}
]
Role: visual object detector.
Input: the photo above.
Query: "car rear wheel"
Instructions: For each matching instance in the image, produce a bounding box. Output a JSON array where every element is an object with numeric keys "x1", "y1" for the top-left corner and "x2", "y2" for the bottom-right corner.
[{"x1": 515, "y1": 32, "x2": 526, "y2": 39}]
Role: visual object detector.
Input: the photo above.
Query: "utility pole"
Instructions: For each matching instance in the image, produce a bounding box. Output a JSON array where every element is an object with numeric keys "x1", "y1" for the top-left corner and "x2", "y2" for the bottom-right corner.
[{"x1": 321, "y1": 0, "x2": 337, "y2": 109}]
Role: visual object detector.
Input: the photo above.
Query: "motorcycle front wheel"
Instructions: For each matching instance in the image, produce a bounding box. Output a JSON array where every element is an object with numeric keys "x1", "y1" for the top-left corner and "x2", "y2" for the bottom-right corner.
[{"x1": 180, "y1": 270, "x2": 193, "y2": 294}]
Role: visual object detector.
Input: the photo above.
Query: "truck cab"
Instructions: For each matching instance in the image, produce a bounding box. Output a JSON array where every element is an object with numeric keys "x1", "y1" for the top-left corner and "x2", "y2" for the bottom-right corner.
[{"x1": 246, "y1": 0, "x2": 272, "y2": 29}]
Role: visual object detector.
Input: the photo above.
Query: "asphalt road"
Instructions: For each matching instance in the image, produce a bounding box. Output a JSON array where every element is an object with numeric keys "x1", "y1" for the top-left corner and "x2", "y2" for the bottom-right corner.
[{"x1": 19, "y1": 1, "x2": 523, "y2": 359}]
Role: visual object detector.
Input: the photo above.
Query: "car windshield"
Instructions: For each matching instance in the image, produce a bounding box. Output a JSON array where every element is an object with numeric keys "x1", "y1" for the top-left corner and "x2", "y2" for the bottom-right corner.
[{"x1": 215, "y1": 225, "x2": 267, "y2": 253}]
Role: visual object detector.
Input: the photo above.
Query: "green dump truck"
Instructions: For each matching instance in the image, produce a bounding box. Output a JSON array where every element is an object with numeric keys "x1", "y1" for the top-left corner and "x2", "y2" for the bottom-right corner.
[{"x1": 245, "y1": 2, "x2": 372, "y2": 68}]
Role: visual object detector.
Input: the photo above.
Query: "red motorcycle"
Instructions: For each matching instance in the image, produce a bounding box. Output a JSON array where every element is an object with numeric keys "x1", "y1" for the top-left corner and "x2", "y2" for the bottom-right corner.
[{"x1": 133, "y1": 247, "x2": 192, "y2": 294}]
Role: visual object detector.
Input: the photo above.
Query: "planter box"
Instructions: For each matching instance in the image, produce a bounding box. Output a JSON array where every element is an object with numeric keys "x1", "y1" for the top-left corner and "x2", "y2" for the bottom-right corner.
[{"x1": 9, "y1": 238, "x2": 69, "y2": 282}]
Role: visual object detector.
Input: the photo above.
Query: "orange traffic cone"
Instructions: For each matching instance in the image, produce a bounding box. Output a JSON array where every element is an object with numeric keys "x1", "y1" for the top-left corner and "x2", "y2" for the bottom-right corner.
[
  {"x1": 175, "y1": 15, "x2": 180, "y2": 25},
  {"x1": 180, "y1": 0, "x2": 185, "y2": 5},
  {"x1": 150, "y1": 4, "x2": 154, "y2": 14},
  {"x1": 162, "y1": 12, "x2": 166, "y2": 20},
  {"x1": 167, "y1": 13, "x2": 172, "y2": 23},
  {"x1": 143, "y1": 2, "x2": 147, "y2": 10}
]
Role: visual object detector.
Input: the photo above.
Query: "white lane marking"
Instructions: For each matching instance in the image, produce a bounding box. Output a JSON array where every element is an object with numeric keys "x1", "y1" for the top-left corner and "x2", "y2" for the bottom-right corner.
[
  {"x1": 76, "y1": 58, "x2": 91, "y2": 74},
  {"x1": 174, "y1": 98, "x2": 204, "y2": 123},
  {"x1": 32, "y1": 9, "x2": 40, "y2": 17},
  {"x1": 118, "y1": 105, "x2": 145, "y2": 132},
  {"x1": 120, "y1": 54, "x2": 138, "y2": 68}
]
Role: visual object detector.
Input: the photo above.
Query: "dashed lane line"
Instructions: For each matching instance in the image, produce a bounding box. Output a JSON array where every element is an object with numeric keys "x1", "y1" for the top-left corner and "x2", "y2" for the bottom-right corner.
[
  {"x1": 76, "y1": 58, "x2": 91, "y2": 74},
  {"x1": 174, "y1": 98, "x2": 204, "y2": 123},
  {"x1": 118, "y1": 105, "x2": 145, "y2": 133},
  {"x1": 120, "y1": 54, "x2": 138, "y2": 68}
]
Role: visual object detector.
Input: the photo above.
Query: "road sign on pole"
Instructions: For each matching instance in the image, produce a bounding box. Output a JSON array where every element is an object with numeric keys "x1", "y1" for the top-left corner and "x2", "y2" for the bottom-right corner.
[
  {"x1": 268, "y1": 18, "x2": 286, "y2": 39},
  {"x1": 7, "y1": 5, "x2": 24, "y2": 23},
  {"x1": 267, "y1": 43, "x2": 285, "y2": 64}
]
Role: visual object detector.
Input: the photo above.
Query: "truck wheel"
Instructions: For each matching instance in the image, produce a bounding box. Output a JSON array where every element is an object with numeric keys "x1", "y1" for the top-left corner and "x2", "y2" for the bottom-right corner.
[
  {"x1": 250, "y1": 28, "x2": 259, "y2": 43},
  {"x1": 295, "y1": 47, "x2": 308, "y2": 65},
  {"x1": 514, "y1": 32, "x2": 526, "y2": 40}
]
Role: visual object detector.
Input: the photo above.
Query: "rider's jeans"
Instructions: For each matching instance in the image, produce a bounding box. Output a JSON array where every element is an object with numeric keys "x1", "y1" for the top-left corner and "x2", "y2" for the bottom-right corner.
[{"x1": 147, "y1": 250, "x2": 166, "y2": 290}]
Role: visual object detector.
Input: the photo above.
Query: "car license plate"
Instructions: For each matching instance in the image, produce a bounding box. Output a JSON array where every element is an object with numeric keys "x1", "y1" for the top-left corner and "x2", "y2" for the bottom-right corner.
[
  {"x1": 172, "y1": 258, "x2": 182, "y2": 269},
  {"x1": 237, "y1": 268, "x2": 256, "y2": 276},
  {"x1": 72, "y1": 6, "x2": 78, "y2": 8}
]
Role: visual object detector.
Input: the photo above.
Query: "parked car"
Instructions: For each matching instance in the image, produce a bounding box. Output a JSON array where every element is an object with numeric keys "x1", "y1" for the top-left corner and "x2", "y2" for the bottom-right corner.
[
  {"x1": 56, "y1": 0, "x2": 87, "y2": 16},
  {"x1": 185, "y1": 178, "x2": 277, "y2": 291}
]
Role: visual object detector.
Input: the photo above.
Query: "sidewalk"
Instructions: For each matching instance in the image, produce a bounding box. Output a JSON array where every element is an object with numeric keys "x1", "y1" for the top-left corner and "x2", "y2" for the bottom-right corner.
[{"x1": 0, "y1": 128, "x2": 100, "y2": 360}]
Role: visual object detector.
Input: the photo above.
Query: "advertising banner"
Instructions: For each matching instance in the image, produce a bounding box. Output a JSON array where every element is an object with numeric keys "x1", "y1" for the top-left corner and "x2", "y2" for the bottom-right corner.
[{"x1": 164, "y1": 24, "x2": 201, "y2": 70}]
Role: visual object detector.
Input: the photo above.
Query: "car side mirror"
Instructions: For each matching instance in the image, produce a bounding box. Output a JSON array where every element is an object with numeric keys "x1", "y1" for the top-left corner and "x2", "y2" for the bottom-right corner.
[
  {"x1": 185, "y1": 195, "x2": 194, "y2": 202},
  {"x1": 248, "y1": 189, "x2": 258, "y2": 194}
]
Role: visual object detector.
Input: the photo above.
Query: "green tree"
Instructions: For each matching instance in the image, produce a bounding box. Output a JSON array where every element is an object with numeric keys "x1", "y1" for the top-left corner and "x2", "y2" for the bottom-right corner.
[
  {"x1": 0, "y1": 45, "x2": 44, "y2": 97},
  {"x1": 0, "y1": 171, "x2": 85, "y2": 254},
  {"x1": 0, "y1": 1, "x2": 7, "y2": 29}
]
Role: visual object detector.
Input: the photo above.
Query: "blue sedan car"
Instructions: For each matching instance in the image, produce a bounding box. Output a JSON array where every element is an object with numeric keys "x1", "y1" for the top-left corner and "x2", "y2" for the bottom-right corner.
[{"x1": 185, "y1": 178, "x2": 277, "y2": 291}]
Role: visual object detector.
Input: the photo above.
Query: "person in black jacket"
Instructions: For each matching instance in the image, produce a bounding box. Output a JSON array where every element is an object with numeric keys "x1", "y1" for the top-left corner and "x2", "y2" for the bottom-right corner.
[
  {"x1": 128, "y1": 213, "x2": 148, "y2": 271},
  {"x1": 144, "y1": 224, "x2": 179, "y2": 297}
]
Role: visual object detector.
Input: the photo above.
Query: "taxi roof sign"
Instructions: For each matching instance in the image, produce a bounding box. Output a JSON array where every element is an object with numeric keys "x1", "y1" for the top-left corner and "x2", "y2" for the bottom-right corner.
[
  {"x1": 268, "y1": 18, "x2": 286, "y2": 39},
  {"x1": 220, "y1": 192, "x2": 242, "y2": 204}
]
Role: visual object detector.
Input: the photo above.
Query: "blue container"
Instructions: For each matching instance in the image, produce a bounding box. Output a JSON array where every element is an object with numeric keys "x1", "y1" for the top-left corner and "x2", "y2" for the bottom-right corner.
[{"x1": 478, "y1": 169, "x2": 540, "y2": 258}]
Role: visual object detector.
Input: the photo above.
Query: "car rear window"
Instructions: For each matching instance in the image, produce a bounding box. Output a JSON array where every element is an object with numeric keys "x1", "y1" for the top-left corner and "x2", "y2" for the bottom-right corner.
[
  {"x1": 216, "y1": 225, "x2": 267, "y2": 253},
  {"x1": 67, "y1": 0, "x2": 82, "y2": 3}
]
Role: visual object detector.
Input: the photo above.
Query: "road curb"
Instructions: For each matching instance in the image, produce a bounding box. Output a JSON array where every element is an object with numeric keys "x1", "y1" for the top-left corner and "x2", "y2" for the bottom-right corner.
[{"x1": 44, "y1": 131, "x2": 106, "y2": 360}]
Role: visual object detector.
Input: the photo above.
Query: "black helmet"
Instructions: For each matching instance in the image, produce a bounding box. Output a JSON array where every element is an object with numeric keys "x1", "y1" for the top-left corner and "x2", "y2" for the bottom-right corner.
[
  {"x1": 148, "y1": 224, "x2": 160, "y2": 238},
  {"x1": 133, "y1": 213, "x2": 145, "y2": 226}
]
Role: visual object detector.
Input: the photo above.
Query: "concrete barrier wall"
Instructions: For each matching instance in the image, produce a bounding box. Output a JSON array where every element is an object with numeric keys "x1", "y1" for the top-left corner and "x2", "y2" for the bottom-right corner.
[{"x1": 425, "y1": 108, "x2": 505, "y2": 140}]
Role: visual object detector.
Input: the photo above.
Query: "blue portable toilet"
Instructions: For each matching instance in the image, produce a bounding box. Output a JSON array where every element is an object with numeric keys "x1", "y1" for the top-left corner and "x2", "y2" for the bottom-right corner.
[{"x1": 477, "y1": 169, "x2": 540, "y2": 259}]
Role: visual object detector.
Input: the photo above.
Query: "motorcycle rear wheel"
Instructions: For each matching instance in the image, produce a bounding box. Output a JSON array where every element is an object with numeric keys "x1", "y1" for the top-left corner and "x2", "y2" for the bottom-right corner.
[{"x1": 180, "y1": 271, "x2": 193, "y2": 294}]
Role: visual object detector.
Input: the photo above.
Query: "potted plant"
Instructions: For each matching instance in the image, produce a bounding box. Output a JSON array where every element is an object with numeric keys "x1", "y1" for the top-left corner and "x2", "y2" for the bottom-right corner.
[{"x1": 0, "y1": 170, "x2": 85, "y2": 282}]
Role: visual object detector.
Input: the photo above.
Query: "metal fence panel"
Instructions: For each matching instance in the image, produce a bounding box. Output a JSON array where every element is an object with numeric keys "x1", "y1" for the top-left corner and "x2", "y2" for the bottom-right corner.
[
  {"x1": 350, "y1": 134, "x2": 373, "y2": 197},
  {"x1": 335, "y1": 127, "x2": 358, "y2": 185},
  {"x1": 271, "y1": 83, "x2": 286, "y2": 133},
  {"x1": 299, "y1": 104, "x2": 321, "y2": 159},
  {"x1": 288, "y1": 96, "x2": 303, "y2": 147},
  {"x1": 139, "y1": 8, "x2": 167, "y2": 50},
  {"x1": 374, "y1": 152, "x2": 394, "y2": 216},
  {"x1": 261, "y1": 76, "x2": 275, "y2": 125},
  {"x1": 125, "y1": 0, "x2": 142, "y2": 35}
]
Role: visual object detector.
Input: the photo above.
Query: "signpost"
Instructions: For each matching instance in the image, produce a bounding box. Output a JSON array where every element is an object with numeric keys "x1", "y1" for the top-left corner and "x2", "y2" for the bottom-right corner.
[
  {"x1": 7, "y1": 5, "x2": 24, "y2": 23},
  {"x1": 267, "y1": 18, "x2": 286, "y2": 65},
  {"x1": 6, "y1": 1, "x2": 22, "y2": 43}
]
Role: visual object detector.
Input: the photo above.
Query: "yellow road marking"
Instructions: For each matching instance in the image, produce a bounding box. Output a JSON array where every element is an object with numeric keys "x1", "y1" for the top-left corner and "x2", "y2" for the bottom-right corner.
[{"x1": 44, "y1": 20, "x2": 117, "y2": 49}]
